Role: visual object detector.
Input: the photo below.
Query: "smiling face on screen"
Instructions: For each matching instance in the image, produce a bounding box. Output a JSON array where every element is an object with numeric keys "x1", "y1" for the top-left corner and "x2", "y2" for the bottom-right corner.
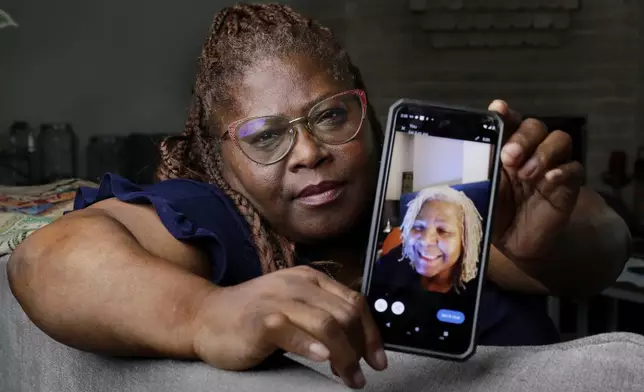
[{"x1": 407, "y1": 200, "x2": 463, "y2": 279}]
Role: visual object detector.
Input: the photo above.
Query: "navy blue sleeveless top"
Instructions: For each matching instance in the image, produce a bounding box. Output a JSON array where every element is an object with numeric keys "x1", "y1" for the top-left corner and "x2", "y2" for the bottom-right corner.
[{"x1": 74, "y1": 173, "x2": 560, "y2": 347}]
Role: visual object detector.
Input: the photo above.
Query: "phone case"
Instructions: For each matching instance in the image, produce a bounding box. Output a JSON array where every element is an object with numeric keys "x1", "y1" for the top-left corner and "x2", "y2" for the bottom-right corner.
[{"x1": 361, "y1": 98, "x2": 505, "y2": 361}]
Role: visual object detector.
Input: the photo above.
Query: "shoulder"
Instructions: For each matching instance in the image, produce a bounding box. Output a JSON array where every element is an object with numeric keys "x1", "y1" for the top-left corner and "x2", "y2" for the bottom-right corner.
[
  {"x1": 74, "y1": 173, "x2": 262, "y2": 285},
  {"x1": 374, "y1": 245, "x2": 405, "y2": 273},
  {"x1": 75, "y1": 173, "x2": 228, "y2": 206},
  {"x1": 75, "y1": 173, "x2": 244, "y2": 240},
  {"x1": 372, "y1": 245, "x2": 415, "y2": 287}
]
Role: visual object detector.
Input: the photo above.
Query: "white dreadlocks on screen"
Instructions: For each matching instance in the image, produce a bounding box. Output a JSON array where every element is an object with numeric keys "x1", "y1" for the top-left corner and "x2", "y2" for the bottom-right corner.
[{"x1": 399, "y1": 185, "x2": 483, "y2": 290}]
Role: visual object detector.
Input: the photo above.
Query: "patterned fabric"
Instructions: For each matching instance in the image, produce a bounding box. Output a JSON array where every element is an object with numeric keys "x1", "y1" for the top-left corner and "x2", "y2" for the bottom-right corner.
[{"x1": 0, "y1": 179, "x2": 98, "y2": 255}]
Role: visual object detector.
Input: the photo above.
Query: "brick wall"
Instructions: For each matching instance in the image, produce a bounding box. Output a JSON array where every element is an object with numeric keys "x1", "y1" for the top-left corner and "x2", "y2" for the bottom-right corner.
[
  {"x1": 306, "y1": 0, "x2": 644, "y2": 198},
  {"x1": 2, "y1": 0, "x2": 642, "y2": 195}
]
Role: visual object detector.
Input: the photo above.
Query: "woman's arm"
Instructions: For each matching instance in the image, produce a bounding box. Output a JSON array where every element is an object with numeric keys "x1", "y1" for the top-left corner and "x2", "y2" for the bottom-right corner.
[
  {"x1": 8, "y1": 199, "x2": 387, "y2": 388},
  {"x1": 488, "y1": 187, "x2": 631, "y2": 297},
  {"x1": 7, "y1": 199, "x2": 215, "y2": 358},
  {"x1": 487, "y1": 246, "x2": 548, "y2": 294}
]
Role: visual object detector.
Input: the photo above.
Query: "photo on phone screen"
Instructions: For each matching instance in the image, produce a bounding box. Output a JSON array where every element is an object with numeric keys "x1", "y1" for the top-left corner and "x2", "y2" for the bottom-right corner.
[{"x1": 362, "y1": 100, "x2": 503, "y2": 360}]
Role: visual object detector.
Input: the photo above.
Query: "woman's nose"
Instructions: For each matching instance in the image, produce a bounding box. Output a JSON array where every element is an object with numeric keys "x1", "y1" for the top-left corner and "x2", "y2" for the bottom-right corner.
[
  {"x1": 286, "y1": 123, "x2": 330, "y2": 171},
  {"x1": 422, "y1": 227, "x2": 438, "y2": 245}
]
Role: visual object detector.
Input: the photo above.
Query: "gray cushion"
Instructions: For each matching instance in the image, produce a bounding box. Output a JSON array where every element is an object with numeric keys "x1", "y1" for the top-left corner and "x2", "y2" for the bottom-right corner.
[{"x1": 2, "y1": 254, "x2": 644, "y2": 392}]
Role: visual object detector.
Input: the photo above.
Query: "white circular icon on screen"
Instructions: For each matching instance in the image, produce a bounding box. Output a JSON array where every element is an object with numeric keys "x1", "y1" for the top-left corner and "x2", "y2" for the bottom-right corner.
[
  {"x1": 391, "y1": 301, "x2": 405, "y2": 315},
  {"x1": 374, "y1": 299, "x2": 388, "y2": 313}
]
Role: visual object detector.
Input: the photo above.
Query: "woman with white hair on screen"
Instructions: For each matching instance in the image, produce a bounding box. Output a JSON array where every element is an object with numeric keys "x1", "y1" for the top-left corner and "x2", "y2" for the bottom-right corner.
[
  {"x1": 370, "y1": 184, "x2": 559, "y2": 345},
  {"x1": 398, "y1": 185, "x2": 484, "y2": 294}
]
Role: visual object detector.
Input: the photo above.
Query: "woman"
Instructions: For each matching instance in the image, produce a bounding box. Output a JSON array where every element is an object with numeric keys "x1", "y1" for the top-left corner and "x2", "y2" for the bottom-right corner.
[
  {"x1": 376, "y1": 185, "x2": 483, "y2": 294},
  {"x1": 370, "y1": 184, "x2": 558, "y2": 349},
  {"x1": 7, "y1": 3, "x2": 630, "y2": 390},
  {"x1": 369, "y1": 185, "x2": 487, "y2": 348}
]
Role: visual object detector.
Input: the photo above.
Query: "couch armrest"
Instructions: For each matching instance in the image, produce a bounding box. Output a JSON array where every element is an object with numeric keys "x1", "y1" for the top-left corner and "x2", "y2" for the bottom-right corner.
[
  {"x1": 2, "y1": 255, "x2": 644, "y2": 392},
  {"x1": 0, "y1": 255, "x2": 341, "y2": 392}
]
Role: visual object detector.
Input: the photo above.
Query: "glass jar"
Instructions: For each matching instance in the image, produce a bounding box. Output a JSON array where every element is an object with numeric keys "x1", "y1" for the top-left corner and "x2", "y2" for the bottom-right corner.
[
  {"x1": 9, "y1": 121, "x2": 36, "y2": 154},
  {"x1": 38, "y1": 123, "x2": 77, "y2": 182}
]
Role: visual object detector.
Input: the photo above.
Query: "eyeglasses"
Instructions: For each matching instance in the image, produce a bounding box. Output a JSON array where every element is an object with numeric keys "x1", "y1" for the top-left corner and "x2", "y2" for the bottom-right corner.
[{"x1": 224, "y1": 89, "x2": 367, "y2": 165}]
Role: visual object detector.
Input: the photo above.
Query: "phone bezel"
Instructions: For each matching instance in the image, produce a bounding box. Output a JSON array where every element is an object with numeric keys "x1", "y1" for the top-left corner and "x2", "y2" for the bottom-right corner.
[{"x1": 361, "y1": 98, "x2": 504, "y2": 361}]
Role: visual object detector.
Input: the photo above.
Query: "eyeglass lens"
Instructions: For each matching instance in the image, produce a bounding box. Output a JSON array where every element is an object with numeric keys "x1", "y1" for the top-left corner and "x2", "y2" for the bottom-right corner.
[{"x1": 235, "y1": 91, "x2": 364, "y2": 164}]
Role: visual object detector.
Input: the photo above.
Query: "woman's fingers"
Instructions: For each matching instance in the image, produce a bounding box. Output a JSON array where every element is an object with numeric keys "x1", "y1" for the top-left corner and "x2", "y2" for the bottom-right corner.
[
  {"x1": 359, "y1": 300, "x2": 388, "y2": 370},
  {"x1": 294, "y1": 285, "x2": 365, "y2": 356},
  {"x1": 293, "y1": 281, "x2": 387, "y2": 372},
  {"x1": 254, "y1": 266, "x2": 387, "y2": 389},
  {"x1": 536, "y1": 160, "x2": 585, "y2": 212},
  {"x1": 272, "y1": 299, "x2": 366, "y2": 389},
  {"x1": 488, "y1": 99, "x2": 522, "y2": 134},
  {"x1": 489, "y1": 100, "x2": 573, "y2": 180},
  {"x1": 500, "y1": 118, "x2": 549, "y2": 168},
  {"x1": 261, "y1": 308, "x2": 365, "y2": 389},
  {"x1": 308, "y1": 269, "x2": 388, "y2": 371},
  {"x1": 262, "y1": 313, "x2": 330, "y2": 362},
  {"x1": 517, "y1": 130, "x2": 573, "y2": 181}
]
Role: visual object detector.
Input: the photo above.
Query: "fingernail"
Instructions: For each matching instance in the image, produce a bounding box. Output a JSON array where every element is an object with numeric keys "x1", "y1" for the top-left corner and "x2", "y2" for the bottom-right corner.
[
  {"x1": 520, "y1": 157, "x2": 540, "y2": 178},
  {"x1": 501, "y1": 143, "x2": 522, "y2": 163},
  {"x1": 545, "y1": 168, "x2": 563, "y2": 181},
  {"x1": 352, "y1": 369, "x2": 366, "y2": 389},
  {"x1": 308, "y1": 342, "x2": 330, "y2": 361},
  {"x1": 375, "y1": 349, "x2": 388, "y2": 369},
  {"x1": 488, "y1": 99, "x2": 506, "y2": 112}
]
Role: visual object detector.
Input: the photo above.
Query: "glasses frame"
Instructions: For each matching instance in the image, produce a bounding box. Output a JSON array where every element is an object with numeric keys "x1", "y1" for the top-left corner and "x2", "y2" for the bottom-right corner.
[{"x1": 224, "y1": 89, "x2": 367, "y2": 165}]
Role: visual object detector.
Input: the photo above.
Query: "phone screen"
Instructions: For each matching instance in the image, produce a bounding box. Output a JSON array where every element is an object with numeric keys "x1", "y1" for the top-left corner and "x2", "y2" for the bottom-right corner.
[{"x1": 363, "y1": 101, "x2": 503, "y2": 358}]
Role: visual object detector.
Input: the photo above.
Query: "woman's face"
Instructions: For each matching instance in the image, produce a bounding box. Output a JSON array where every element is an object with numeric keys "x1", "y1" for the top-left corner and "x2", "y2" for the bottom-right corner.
[
  {"x1": 218, "y1": 55, "x2": 378, "y2": 243},
  {"x1": 407, "y1": 200, "x2": 463, "y2": 279}
]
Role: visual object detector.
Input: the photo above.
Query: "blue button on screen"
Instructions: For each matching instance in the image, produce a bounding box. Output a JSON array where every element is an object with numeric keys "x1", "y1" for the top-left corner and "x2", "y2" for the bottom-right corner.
[{"x1": 436, "y1": 309, "x2": 465, "y2": 324}]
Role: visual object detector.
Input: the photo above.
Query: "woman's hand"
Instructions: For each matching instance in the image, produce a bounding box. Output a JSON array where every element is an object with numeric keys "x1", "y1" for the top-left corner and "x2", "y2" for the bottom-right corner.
[
  {"x1": 489, "y1": 100, "x2": 585, "y2": 263},
  {"x1": 190, "y1": 265, "x2": 388, "y2": 389}
]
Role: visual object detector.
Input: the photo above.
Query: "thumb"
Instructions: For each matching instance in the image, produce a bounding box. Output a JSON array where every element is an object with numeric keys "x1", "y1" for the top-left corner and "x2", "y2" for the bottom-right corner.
[
  {"x1": 488, "y1": 99, "x2": 509, "y2": 115},
  {"x1": 488, "y1": 99, "x2": 523, "y2": 140}
]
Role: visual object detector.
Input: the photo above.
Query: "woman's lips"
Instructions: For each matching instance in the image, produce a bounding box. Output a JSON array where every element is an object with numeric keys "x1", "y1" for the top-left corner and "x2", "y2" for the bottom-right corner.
[
  {"x1": 295, "y1": 181, "x2": 344, "y2": 207},
  {"x1": 416, "y1": 250, "x2": 442, "y2": 264},
  {"x1": 295, "y1": 187, "x2": 343, "y2": 207}
]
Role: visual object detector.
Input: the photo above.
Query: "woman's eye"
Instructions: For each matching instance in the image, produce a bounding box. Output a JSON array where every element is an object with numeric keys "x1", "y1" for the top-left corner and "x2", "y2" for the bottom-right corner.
[
  {"x1": 314, "y1": 108, "x2": 348, "y2": 126},
  {"x1": 250, "y1": 130, "x2": 281, "y2": 146}
]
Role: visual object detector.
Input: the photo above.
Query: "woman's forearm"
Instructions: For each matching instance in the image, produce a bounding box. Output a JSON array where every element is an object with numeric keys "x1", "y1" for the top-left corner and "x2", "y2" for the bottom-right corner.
[
  {"x1": 509, "y1": 187, "x2": 631, "y2": 297},
  {"x1": 7, "y1": 209, "x2": 215, "y2": 359}
]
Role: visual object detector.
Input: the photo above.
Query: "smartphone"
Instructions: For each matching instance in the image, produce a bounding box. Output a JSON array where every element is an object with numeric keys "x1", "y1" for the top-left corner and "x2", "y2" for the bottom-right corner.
[{"x1": 361, "y1": 99, "x2": 504, "y2": 360}]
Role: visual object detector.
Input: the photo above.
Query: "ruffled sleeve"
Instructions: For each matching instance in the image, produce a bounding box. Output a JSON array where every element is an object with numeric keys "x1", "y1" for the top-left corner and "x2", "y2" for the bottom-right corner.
[{"x1": 74, "y1": 173, "x2": 262, "y2": 286}]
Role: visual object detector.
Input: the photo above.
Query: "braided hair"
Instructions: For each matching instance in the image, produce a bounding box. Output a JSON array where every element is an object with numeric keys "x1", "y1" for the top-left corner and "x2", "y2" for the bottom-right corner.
[{"x1": 156, "y1": 3, "x2": 383, "y2": 275}]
